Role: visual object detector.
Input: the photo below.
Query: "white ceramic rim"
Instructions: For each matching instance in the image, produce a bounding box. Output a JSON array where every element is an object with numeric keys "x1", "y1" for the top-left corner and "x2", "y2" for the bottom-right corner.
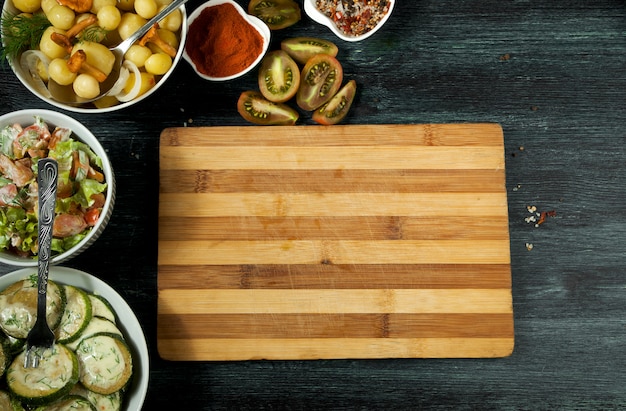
[
  {"x1": 0, "y1": 1, "x2": 187, "y2": 114},
  {"x1": 303, "y1": 0, "x2": 395, "y2": 42},
  {"x1": 183, "y1": 0, "x2": 271, "y2": 81},
  {"x1": 0, "y1": 109, "x2": 115, "y2": 266},
  {"x1": 0, "y1": 266, "x2": 149, "y2": 411}
]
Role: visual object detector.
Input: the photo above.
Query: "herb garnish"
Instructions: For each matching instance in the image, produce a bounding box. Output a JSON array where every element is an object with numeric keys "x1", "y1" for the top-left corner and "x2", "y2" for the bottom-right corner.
[{"x1": 0, "y1": 11, "x2": 51, "y2": 62}]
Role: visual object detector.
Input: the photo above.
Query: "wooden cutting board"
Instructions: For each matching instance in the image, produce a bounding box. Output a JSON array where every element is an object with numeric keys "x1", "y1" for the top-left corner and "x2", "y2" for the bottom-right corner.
[{"x1": 157, "y1": 124, "x2": 514, "y2": 361}]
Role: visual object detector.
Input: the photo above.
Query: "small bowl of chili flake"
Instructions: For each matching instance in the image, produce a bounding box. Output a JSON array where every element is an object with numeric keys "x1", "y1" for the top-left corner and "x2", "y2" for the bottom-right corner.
[{"x1": 304, "y1": 0, "x2": 395, "y2": 42}]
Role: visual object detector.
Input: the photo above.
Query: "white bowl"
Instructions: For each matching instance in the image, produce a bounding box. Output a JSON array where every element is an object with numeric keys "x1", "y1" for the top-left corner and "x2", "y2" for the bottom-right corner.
[
  {"x1": 183, "y1": 0, "x2": 271, "y2": 81},
  {"x1": 0, "y1": 266, "x2": 149, "y2": 411},
  {"x1": 0, "y1": 0, "x2": 187, "y2": 113},
  {"x1": 0, "y1": 109, "x2": 115, "y2": 266},
  {"x1": 303, "y1": 0, "x2": 395, "y2": 42}
]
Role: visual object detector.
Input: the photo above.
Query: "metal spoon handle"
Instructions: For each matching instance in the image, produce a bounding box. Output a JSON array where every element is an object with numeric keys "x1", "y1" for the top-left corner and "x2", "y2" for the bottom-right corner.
[
  {"x1": 117, "y1": 0, "x2": 189, "y2": 52},
  {"x1": 36, "y1": 158, "x2": 58, "y2": 312}
]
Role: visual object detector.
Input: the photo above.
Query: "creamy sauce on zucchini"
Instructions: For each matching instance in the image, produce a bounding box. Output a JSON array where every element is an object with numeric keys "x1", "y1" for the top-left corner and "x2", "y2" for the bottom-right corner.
[{"x1": 78, "y1": 336, "x2": 130, "y2": 392}]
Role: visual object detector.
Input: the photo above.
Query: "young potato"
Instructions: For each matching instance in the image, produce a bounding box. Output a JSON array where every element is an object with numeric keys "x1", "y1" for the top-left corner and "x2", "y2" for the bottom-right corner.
[
  {"x1": 157, "y1": 5, "x2": 181, "y2": 32},
  {"x1": 40, "y1": 26, "x2": 71, "y2": 60},
  {"x1": 117, "y1": 12, "x2": 147, "y2": 40},
  {"x1": 46, "y1": 4, "x2": 76, "y2": 30},
  {"x1": 72, "y1": 41, "x2": 115, "y2": 74}
]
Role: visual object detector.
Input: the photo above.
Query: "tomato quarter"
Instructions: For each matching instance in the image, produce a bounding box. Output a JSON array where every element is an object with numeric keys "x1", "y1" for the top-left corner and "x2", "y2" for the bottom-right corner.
[
  {"x1": 237, "y1": 90, "x2": 299, "y2": 125},
  {"x1": 312, "y1": 80, "x2": 357, "y2": 125},
  {"x1": 248, "y1": 0, "x2": 301, "y2": 30},
  {"x1": 280, "y1": 37, "x2": 339, "y2": 65},
  {"x1": 258, "y1": 50, "x2": 300, "y2": 103},
  {"x1": 296, "y1": 54, "x2": 344, "y2": 111}
]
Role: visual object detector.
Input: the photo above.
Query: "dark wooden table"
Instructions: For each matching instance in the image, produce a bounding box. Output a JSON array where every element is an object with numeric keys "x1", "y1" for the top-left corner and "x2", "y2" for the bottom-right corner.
[{"x1": 1, "y1": 0, "x2": 625, "y2": 409}]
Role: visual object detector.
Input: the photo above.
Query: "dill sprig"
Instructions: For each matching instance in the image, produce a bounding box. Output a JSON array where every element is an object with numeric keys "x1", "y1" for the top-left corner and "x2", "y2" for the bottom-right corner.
[
  {"x1": 78, "y1": 25, "x2": 109, "y2": 43},
  {"x1": 0, "y1": 11, "x2": 51, "y2": 62}
]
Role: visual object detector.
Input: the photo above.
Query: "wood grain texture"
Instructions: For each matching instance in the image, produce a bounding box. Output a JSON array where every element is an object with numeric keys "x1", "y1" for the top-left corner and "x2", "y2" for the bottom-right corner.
[{"x1": 157, "y1": 124, "x2": 513, "y2": 360}]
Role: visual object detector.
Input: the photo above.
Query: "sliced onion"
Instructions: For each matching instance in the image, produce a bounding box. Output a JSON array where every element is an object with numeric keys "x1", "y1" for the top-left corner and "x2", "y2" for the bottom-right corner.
[
  {"x1": 113, "y1": 60, "x2": 142, "y2": 102},
  {"x1": 19, "y1": 50, "x2": 52, "y2": 99},
  {"x1": 106, "y1": 64, "x2": 130, "y2": 97}
]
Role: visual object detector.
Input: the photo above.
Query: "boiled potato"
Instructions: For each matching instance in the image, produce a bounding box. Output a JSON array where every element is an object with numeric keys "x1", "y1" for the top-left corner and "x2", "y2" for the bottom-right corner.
[
  {"x1": 48, "y1": 58, "x2": 78, "y2": 85},
  {"x1": 73, "y1": 73, "x2": 100, "y2": 99},
  {"x1": 157, "y1": 6, "x2": 181, "y2": 32},
  {"x1": 40, "y1": 26, "x2": 70, "y2": 60},
  {"x1": 124, "y1": 44, "x2": 152, "y2": 67},
  {"x1": 117, "y1": 12, "x2": 147, "y2": 40},
  {"x1": 72, "y1": 41, "x2": 115, "y2": 74},
  {"x1": 144, "y1": 52, "x2": 171, "y2": 75},
  {"x1": 46, "y1": 4, "x2": 75, "y2": 30},
  {"x1": 97, "y1": 5, "x2": 121, "y2": 30},
  {"x1": 90, "y1": 0, "x2": 116, "y2": 14},
  {"x1": 134, "y1": 0, "x2": 157, "y2": 19},
  {"x1": 12, "y1": 0, "x2": 40, "y2": 13},
  {"x1": 146, "y1": 28, "x2": 178, "y2": 54}
]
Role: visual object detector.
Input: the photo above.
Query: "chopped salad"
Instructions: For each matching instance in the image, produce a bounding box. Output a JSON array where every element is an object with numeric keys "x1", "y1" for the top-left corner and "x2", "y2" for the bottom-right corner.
[{"x1": 0, "y1": 116, "x2": 107, "y2": 258}]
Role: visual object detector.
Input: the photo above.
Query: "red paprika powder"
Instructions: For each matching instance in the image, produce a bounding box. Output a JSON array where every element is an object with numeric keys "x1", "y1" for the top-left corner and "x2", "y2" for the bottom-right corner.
[{"x1": 186, "y1": 3, "x2": 265, "y2": 78}]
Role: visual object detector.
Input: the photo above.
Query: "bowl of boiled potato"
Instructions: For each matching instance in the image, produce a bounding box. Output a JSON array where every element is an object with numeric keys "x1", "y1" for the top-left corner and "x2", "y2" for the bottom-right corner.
[{"x1": 1, "y1": 0, "x2": 186, "y2": 113}]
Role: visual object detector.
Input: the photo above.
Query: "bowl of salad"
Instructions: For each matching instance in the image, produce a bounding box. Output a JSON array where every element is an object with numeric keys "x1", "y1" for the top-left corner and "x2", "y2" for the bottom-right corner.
[
  {"x1": 0, "y1": 0, "x2": 187, "y2": 113},
  {"x1": 0, "y1": 266, "x2": 148, "y2": 410},
  {"x1": 0, "y1": 109, "x2": 115, "y2": 266}
]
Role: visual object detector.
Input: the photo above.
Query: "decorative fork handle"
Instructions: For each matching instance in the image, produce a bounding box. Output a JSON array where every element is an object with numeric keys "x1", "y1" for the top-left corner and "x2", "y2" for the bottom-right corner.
[{"x1": 37, "y1": 159, "x2": 58, "y2": 301}]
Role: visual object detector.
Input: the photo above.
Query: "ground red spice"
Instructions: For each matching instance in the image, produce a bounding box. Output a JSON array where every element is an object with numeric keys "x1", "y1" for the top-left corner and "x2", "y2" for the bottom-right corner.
[{"x1": 185, "y1": 3, "x2": 264, "y2": 78}]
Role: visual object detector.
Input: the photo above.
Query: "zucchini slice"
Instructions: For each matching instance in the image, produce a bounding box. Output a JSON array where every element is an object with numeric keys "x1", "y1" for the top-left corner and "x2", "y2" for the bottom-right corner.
[
  {"x1": 76, "y1": 333, "x2": 133, "y2": 395},
  {"x1": 71, "y1": 383, "x2": 122, "y2": 411},
  {"x1": 32, "y1": 394, "x2": 97, "y2": 410},
  {"x1": 56, "y1": 285, "x2": 93, "y2": 344},
  {"x1": 66, "y1": 317, "x2": 122, "y2": 351},
  {"x1": 88, "y1": 294, "x2": 117, "y2": 324},
  {"x1": 0, "y1": 389, "x2": 25, "y2": 411},
  {"x1": 0, "y1": 276, "x2": 66, "y2": 339},
  {"x1": 7, "y1": 344, "x2": 79, "y2": 406}
]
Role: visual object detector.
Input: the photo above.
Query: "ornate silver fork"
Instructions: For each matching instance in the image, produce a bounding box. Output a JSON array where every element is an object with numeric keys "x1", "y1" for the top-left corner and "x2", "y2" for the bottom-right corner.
[{"x1": 23, "y1": 158, "x2": 58, "y2": 368}]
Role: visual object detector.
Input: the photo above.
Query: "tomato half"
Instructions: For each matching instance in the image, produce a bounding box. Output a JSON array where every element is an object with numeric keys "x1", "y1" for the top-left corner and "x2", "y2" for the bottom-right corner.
[
  {"x1": 258, "y1": 50, "x2": 300, "y2": 103},
  {"x1": 281, "y1": 37, "x2": 339, "y2": 65},
  {"x1": 237, "y1": 91, "x2": 299, "y2": 125},
  {"x1": 312, "y1": 80, "x2": 357, "y2": 125},
  {"x1": 248, "y1": 0, "x2": 301, "y2": 30},
  {"x1": 296, "y1": 54, "x2": 344, "y2": 111}
]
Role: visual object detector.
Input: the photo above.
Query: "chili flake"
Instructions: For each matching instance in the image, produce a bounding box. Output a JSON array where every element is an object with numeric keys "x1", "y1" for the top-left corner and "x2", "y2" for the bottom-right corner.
[{"x1": 315, "y1": 0, "x2": 391, "y2": 37}]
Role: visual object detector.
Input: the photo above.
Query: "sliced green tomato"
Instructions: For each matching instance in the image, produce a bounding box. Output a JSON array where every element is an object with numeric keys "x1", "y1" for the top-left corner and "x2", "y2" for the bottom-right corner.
[
  {"x1": 7, "y1": 344, "x2": 79, "y2": 406},
  {"x1": 281, "y1": 37, "x2": 339, "y2": 65},
  {"x1": 56, "y1": 285, "x2": 93, "y2": 344},
  {"x1": 76, "y1": 333, "x2": 133, "y2": 395},
  {"x1": 313, "y1": 80, "x2": 357, "y2": 125},
  {"x1": 258, "y1": 50, "x2": 301, "y2": 103},
  {"x1": 0, "y1": 276, "x2": 66, "y2": 339},
  {"x1": 296, "y1": 54, "x2": 344, "y2": 111},
  {"x1": 237, "y1": 91, "x2": 299, "y2": 125},
  {"x1": 248, "y1": 0, "x2": 301, "y2": 30}
]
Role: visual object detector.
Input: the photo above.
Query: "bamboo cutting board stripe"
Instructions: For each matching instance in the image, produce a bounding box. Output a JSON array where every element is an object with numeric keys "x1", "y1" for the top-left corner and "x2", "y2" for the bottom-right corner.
[
  {"x1": 157, "y1": 314, "x2": 514, "y2": 338},
  {"x1": 159, "y1": 193, "x2": 508, "y2": 217},
  {"x1": 158, "y1": 289, "x2": 512, "y2": 314},
  {"x1": 160, "y1": 170, "x2": 507, "y2": 193},
  {"x1": 158, "y1": 264, "x2": 512, "y2": 289},
  {"x1": 158, "y1": 239, "x2": 510, "y2": 265},
  {"x1": 157, "y1": 338, "x2": 513, "y2": 360},
  {"x1": 158, "y1": 216, "x2": 510, "y2": 240},
  {"x1": 157, "y1": 124, "x2": 514, "y2": 360}
]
